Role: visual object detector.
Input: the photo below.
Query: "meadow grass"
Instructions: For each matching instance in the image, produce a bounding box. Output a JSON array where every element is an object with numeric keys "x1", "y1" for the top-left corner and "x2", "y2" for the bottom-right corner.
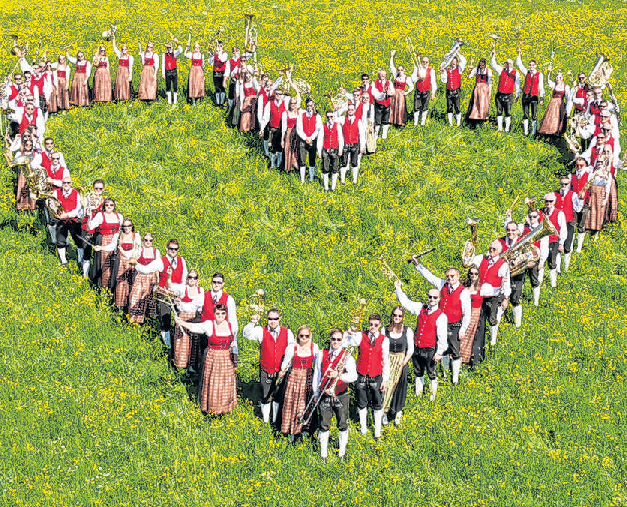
[{"x1": 1, "y1": 0, "x2": 627, "y2": 504}]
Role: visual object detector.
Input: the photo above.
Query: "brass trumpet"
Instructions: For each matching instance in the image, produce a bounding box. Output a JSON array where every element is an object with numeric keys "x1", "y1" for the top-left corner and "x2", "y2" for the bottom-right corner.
[
  {"x1": 249, "y1": 288, "x2": 265, "y2": 315},
  {"x1": 378, "y1": 255, "x2": 401, "y2": 283},
  {"x1": 244, "y1": 13, "x2": 257, "y2": 53},
  {"x1": 461, "y1": 218, "x2": 479, "y2": 268}
]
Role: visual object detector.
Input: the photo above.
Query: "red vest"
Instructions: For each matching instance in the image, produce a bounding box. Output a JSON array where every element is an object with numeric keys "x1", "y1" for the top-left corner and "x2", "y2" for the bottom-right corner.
[
  {"x1": 498, "y1": 68, "x2": 517, "y2": 94},
  {"x1": 323, "y1": 123, "x2": 339, "y2": 150},
  {"x1": 342, "y1": 117, "x2": 360, "y2": 144},
  {"x1": 41, "y1": 151, "x2": 53, "y2": 170},
  {"x1": 208, "y1": 322, "x2": 234, "y2": 350},
  {"x1": 355, "y1": 332, "x2": 384, "y2": 377},
  {"x1": 446, "y1": 68, "x2": 461, "y2": 91},
  {"x1": 9, "y1": 85, "x2": 19, "y2": 100},
  {"x1": 301, "y1": 113, "x2": 317, "y2": 137},
  {"x1": 269, "y1": 101, "x2": 285, "y2": 129},
  {"x1": 321, "y1": 349, "x2": 348, "y2": 394},
  {"x1": 291, "y1": 343, "x2": 314, "y2": 369},
  {"x1": 53, "y1": 188, "x2": 79, "y2": 221},
  {"x1": 19, "y1": 108, "x2": 38, "y2": 134},
  {"x1": 164, "y1": 53, "x2": 177, "y2": 70},
  {"x1": 201, "y1": 291, "x2": 230, "y2": 322},
  {"x1": 213, "y1": 53, "x2": 226, "y2": 72},
  {"x1": 57, "y1": 70, "x2": 67, "y2": 78},
  {"x1": 228, "y1": 57, "x2": 240, "y2": 76},
  {"x1": 439, "y1": 284, "x2": 464, "y2": 324},
  {"x1": 415, "y1": 68, "x2": 432, "y2": 92},
  {"x1": 479, "y1": 256, "x2": 505, "y2": 288},
  {"x1": 259, "y1": 327, "x2": 288, "y2": 373},
  {"x1": 523, "y1": 72, "x2": 540, "y2": 96},
  {"x1": 554, "y1": 190, "x2": 575, "y2": 222},
  {"x1": 30, "y1": 74, "x2": 45, "y2": 96},
  {"x1": 354, "y1": 103, "x2": 365, "y2": 121},
  {"x1": 476, "y1": 72, "x2": 489, "y2": 84},
  {"x1": 97, "y1": 61, "x2": 107, "y2": 68},
  {"x1": 575, "y1": 85, "x2": 588, "y2": 111},
  {"x1": 374, "y1": 80, "x2": 391, "y2": 106},
  {"x1": 414, "y1": 307, "x2": 443, "y2": 348},
  {"x1": 96, "y1": 212, "x2": 121, "y2": 235},
  {"x1": 191, "y1": 58, "x2": 202, "y2": 67},
  {"x1": 46, "y1": 164, "x2": 65, "y2": 187},
  {"x1": 159, "y1": 256, "x2": 184, "y2": 287},
  {"x1": 571, "y1": 171, "x2": 590, "y2": 199},
  {"x1": 546, "y1": 208, "x2": 561, "y2": 243},
  {"x1": 143, "y1": 56, "x2": 154, "y2": 66}
]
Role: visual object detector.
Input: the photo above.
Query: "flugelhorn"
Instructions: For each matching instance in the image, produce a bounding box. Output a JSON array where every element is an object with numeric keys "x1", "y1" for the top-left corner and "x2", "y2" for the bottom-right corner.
[
  {"x1": 440, "y1": 38, "x2": 464, "y2": 69},
  {"x1": 350, "y1": 298, "x2": 368, "y2": 327},
  {"x1": 524, "y1": 197, "x2": 536, "y2": 212},
  {"x1": 378, "y1": 255, "x2": 401, "y2": 283},
  {"x1": 404, "y1": 36, "x2": 420, "y2": 68},
  {"x1": 406, "y1": 247, "x2": 436, "y2": 264},
  {"x1": 207, "y1": 26, "x2": 225, "y2": 54},
  {"x1": 461, "y1": 218, "x2": 479, "y2": 268},
  {"x1": 244, "y1": 13, "x2": 257, "y2": 53},
  {"x1": 489, "y1": 33, "x2": 499, "y2": 52},
  {"x1": 249, "y1": 288, "x2": 265, "y2": 315}
]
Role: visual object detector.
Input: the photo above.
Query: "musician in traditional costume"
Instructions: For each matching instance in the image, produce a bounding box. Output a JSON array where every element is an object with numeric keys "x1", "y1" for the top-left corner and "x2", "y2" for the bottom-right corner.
[
  {"x1": 184, "y1": 42, "x2": 206, "y2": 105},
  {"x1": 53, "y1": 177, "x2": 83, "y2": 266},
  {"x1": 261, "y1": 88, "x2": 291, "y2": 169},
  {"x1": 459, "y1": 267, "x2": 483, "y2": 365},
  {"x1": 161, "y1": 39, "x2": 183, "y2": 105},
  {"x1": 138, "y1": 42, "x2": 158, "y2": 102},
  {"x1": 112, "y1": 36, "x2": 134, "y2": 101},
  {"x1": 344, "y1": 314, "x2": 390, "y2": 438},
  {"x1": 372, "y1": 69, "x2": 394, "y2": 139},
  {"x1": 389, "y1": 51, "x2": 410, "y2": 127},
  {"x1": 395, "y1": 285, "x2": 447, "y2": 400},
  {"x1": 12, "y1": 138, "x2": 37, "y2": 212},
  {"x1": 313, "y1": 328, "x2": 357, "y2": 462},
  {"x1": 491, "y1": 50, "x2": 520, "y2": 132},
  {"x1": 50, "y1": 57, "x2": 70, "y2": 111},
  {"x1": 296, "y1": 97, "x2": 322, "y2": 184},
  {"x1": 156, "y1": 239, "x2": 188, "y2": 348},
  {"x1": 128, "y1": 233, "x2": 163, "y2": 324},
  {"x1": 175, "y1": 304, "x2": 238, "y2": 415},
  {"x1": 79, "y1": 179, "x2": 105, "y2": 278},
  {"x1": 243, "y1": 309, "x2": 295, "y2": 425},
  {"x1": 237, "y1": 70, "x2": 260, "y2": 132},
  {"x1": 571, "y1": 157, "x2": 592, "y2": 253},
  {"x1": 381, "y1": 306, "x2": 413, "y2": 426},
  {"x1": 336, "y1": 102, "x2": 366, "y2": 185},
  {"x1": 224, "y1": 47, "x2": 241, "y2": 110},
  {"x1": 19, "y1": 60, "x2": 50, "y2": 116},
  {"x1": 278, "y1": 325, "x2": 320, "y2": 439},
  {"x1": 516, "y1": 50, "x2": 545, "y2": 136},
  {"x1": 410, "y1": 56, "x2": 437, "y2": 126},
  {"x1": 316, "y1": 110, "x2": 344, "y2": 192},
  {"x1": 539, "y1": 72, "x2": 570, "y2": 137},
  {"x1": 92, "y1": 46, "x2": 112, "y2": 103},
  {"x1": 541, "y1": 194, "x2": 567, "y2": 288},
  {"x1": 281, "y1": 87, "x2": 302, "y2": 172},
  {"x1": 553, "y1": 176, "x2": 578, "y2": 272},
  {"x1": 208, "y1": 41, "x2": 228, "y2": 107},
  {"x1": 585, "y1": 161, "x2": 613, "y2": 240},
  {"x1": 412, "y1": 262, "x2": 470, "y2": 384},
  {"x1": 498, "y1": 221, "x2": 529, "y2": 326},
  {"x1": 569, "y1": 72, "x2": 589, "y2": 117},
  {"x1": 66, "y1": 50, "x2": 91, "y2": 106},
  {"x1": 13, "y1": 101, "x2": 46, "y2": 137},
  {"x1": 42, "y1": 61, "x2": 58, "y2": 114},
  {"x1": 440, "y1": 53, "x2": 467, "y2": 127},
  {"x1": 88, "y1": 198, "x2": 124, "y2": 289},
  {"x1": 170, "y1": 270, "x2": 204, "y2": 371},
  {"x1": 463, "y1": 240, "x2": 511, "y2": 355}
]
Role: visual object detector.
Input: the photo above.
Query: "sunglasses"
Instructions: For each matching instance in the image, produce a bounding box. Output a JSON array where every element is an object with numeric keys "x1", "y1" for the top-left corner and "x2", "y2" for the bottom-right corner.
[
  {"x1": 212, "y1": 280, "x2": 224, "y2": 284},
  {"x1": 188, "y1": 275, "x2": 198, "y2": 279},
  {"x1": 168, "y1": 247, "x2": 179, "y2": 251},
  {"x1": 143, "y1": 238, "x2": 153, "y2": 242},
  {"x1": 470, "y1": 272, "x2": 479, "y2": 276},
  {"x1": 428, "y1": 295, "x2": 440, "y2": 300},
  {"x1": 368, "y1": 322, "x2": 379, "y2": 327},
  {"x1": 392, "y1": 313, "x2": 403, "y2": 317},
  {"x1": 267, "y1": 317, "x2": 279, "y2": 321},
  {"x1": 299, "y1": 334, "x2": 310, "y2": 338},
  {"x1": 330, "y1": 337, "x2": 343, "y2": 342}
]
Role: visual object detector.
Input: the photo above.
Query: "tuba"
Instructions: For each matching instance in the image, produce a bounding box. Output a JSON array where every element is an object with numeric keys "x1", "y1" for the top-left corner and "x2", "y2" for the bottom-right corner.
[
  {"x1": 500, "y1": 214, "x2": 556, "y2": 276},
  {"x1": 244, "y1": 13, "x2": 257, "y2": 53},
  {"x1": 440, "y1": 38, "x2": 464, "y2": 69},
  {"x1": 588, "y1": 54, "x2": 613, "y2": 88},
  {"x1": 461, "y1": 218, "x2": 479, "y2": 268}
]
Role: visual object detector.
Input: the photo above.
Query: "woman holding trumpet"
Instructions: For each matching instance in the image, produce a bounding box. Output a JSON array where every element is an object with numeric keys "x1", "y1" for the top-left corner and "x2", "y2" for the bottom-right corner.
[{"x1": 278, "y1": 325, "x2": 319, "y2": 439}]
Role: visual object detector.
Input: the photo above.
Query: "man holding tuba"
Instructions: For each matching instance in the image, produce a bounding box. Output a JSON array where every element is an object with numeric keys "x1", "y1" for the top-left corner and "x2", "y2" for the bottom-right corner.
[
  {"x1": 411, "y1": 259, "x2": 470, "y2": 385},
  {"x1": 312, "y1": 328, "x2": 357, "y2": 463}
]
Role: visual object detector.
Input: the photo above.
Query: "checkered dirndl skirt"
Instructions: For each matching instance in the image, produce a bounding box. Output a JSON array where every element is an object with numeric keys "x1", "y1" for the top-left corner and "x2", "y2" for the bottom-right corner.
[
  {"x1": 460, "y1": 307, "x2": 481, "y2": 363},
  {"x1": 198, "y1": 348, "x2": 237, "y2": 415},
  {"x1": 128, "y1": 272, "x2": 155, "y2": 324},
  {"x1": 172, "y1": 312, "x2": 198, "y2": 369},
  {"x1": 280, "y1": 367, "x2": 313, "y2": 436}
]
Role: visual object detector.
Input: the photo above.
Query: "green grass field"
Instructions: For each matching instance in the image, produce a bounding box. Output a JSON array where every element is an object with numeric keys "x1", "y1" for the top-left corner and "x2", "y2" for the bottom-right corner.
[{"x1": 1, "y1": 0, "x2": 627, "y2": 505}]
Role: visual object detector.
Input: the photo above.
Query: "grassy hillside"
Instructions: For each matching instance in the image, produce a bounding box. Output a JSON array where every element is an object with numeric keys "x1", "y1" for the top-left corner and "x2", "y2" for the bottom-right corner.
[{"x1": 1, "y1": 0, "x2": 627, "y2": 505}]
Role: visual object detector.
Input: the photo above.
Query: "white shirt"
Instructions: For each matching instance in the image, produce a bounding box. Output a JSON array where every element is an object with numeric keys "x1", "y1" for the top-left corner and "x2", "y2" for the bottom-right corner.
[
  {"x1": 383, "y1": 325, "x2": 415, "y2": 362},
  {"x1": 409, "y1": 67, "x2": 437, "y2": 95},
  {"x1": 280, "y1": 342, "x2": 320, "y2": 371},
  {"x1": 440, "y1": 54, "x2": 467, "y2": 84},
  {"x1": 101, "y1": 232, "x2": 142, "y2": 258},
  {"x1": 336, "y1": 114, "x2": 366, "y2": 151},
  {"x1": 317, "y1": 120, "x2": 345, "y2": 156},
  {"x1": 172, "y1": 285, "x2": 205, "y2": 315},
  {"x1": 66, "y1": 55, "x2": 92, "y2": 77},
  {"x1": 296, "y1": 110, "x2": 322, "y2": 141},
  {"x1": 112, "y1": 42, "x2": 135, "y2": 77},
  {"x1": 161, "y1": 47, "x2": 183, "y2": 78},
  {"x1": 468, "y1": 67, "x2": 493, "y2": 86},
  {"x1": 139, "y1": 51, "x2": 159, "y2": 72},
  {"x1": 394, "y1": 287, "x2": 448, "y2": 356},
  {"x1": 207, "y1": 289, "x2": 239, "y2": 337},
  {"x1": 161, "y1": 255, "x2": 188, "y2": 293},
  {"x1": 243, "y1": 322, "x2": 295, "y2": 347}
]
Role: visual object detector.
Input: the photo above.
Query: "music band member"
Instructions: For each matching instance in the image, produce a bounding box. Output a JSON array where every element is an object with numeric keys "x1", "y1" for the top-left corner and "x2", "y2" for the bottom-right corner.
[
  {"x1": 317, "y1": 110, "x2": 344, "y2": 192},
  {"x1": 413, "y1": 261, "x2": 470, "y2": 385},
  {"x1": 162, "y1": 38, "x2": 183, "y2": 105},
  {"x1": 53, "y1": 177, "x2": 83, "y2": 266},
  {"x1": 138, "y1": 42, "x2": 158, "y2": 102},
  {"x1": 553, "y1": 176, "x2": 578, "y2": 272},
  {"x1": 209, "y1": 41, "x2": 228, "y2": 107},
  {"x1": 313, "y1": 328, "x2": 357, "y2": 462},
  {"x1": 571, "y1": 157, "x2": 592, "y2": 253},
  {"x1": 184, "y1": 42, "x2": 206, "y2": 105},
  {"x1": 79, "y1": 179, "x2": 105, "y2": 279},
  {"x1": 344, "y1": 314, "x2": 390, "y2": 438},
  {"x1": 337, "y1": 102, "x2": 366, "y2": 185},
  {"x1": 243, "y1": 309, "x2": 295, "y2": 425},
  {"x1": 411, "y1": 55, "x2": 437, "y2": 126},
  {"x1": 372, "y1": 69, "x2": 393, "y2": 139},
  {"x1": 296, "y1": 97, "x2": 322, "y2": 184},
  {"x1": 261, "y1": 88, "x2": 290, "y2": 169},
  {"x1": 440, "y1": 53, "x2": 467, "y2": 127},
  {"x1": 542, "y1": 194, "x2": 567, "y2": 287},
  {"x1": 395, "y1": 283, "x2": 447, "y2": 401},
  {"x1": 516, "y1": 49, "x2": 545, "y2": 136},
  {"x1": 464, "y1": 240, "x2": 511, "y2": 356},
  {"x1": 158, "y1": 239, "x2": 188, "y2": 348},
  {"x1": 491, "y1": 50, "x2": 520, "y2": 132}
]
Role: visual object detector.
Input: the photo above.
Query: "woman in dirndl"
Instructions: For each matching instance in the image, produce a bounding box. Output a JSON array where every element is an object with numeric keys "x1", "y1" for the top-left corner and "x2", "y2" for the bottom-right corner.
[
  {"x1": 278, "y1": 325, "x2": 319, "y2": 439},
  {"x1": 92, "y1": 46, "x2": 112, "y2": 102},
  {"x1": 128, "y1": 233, "x2": 163, "y2": 324},
  {"x1": 53, "y1": 55, "x2": 71, "y2": 111},
  {"x1": 13, "y1": 138, "x2": 38, "y2": 211},
  {"x1": 43, "y1": 61, "x2": 58, "y2": 114},
  {"x1": 381, "y1": 306, "x2": 414, "y2": 426},
  {"x1": 596, "y1": 144, "x2": 618, "y2": 224},
  {"x1": 66, "y1": 50, "x2": 91, "y2": 106},
  {"x1": 585, "y1": 160, "x2": 613, "y2": 239},
  {"x1": 184, "y1": 42, "x2": 206, "y2": 105},
  {"x1": 280, "y1": 83, "x2": 301, "y2": 172},
  {"x1": 88, "y1": 198, "x2": 123, "y2": 289},
  {"x1": 459, "y1": 267, "x2": 483, "y2": 366},
  {"x1": 95, "y1": 218, "x2": 141, "y2": 310},
  {"x1": 237, "y1": 70, "x2": 259, "y2": 132},
  {"x1": 539, "y1": 72, "x2": 570, "y2": 136},
  {"x1": 175, "y1": 304, "x2": 238, "y2": 415},
  {"x1": 389, "y1": 50, "x2": 409, "y2": 127},
  {"x1": 466, "y1": 58, "x2": 492, "y2": 125},
  {"x1": 138, "y1": 42, "x2": 158, "y2": 101},
  {"x1": 112, "y1": 36, "x2": 134, "y2": 101},
  {"x1": 171, "y1": 269, "x2": 204, "y2": 370}
]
